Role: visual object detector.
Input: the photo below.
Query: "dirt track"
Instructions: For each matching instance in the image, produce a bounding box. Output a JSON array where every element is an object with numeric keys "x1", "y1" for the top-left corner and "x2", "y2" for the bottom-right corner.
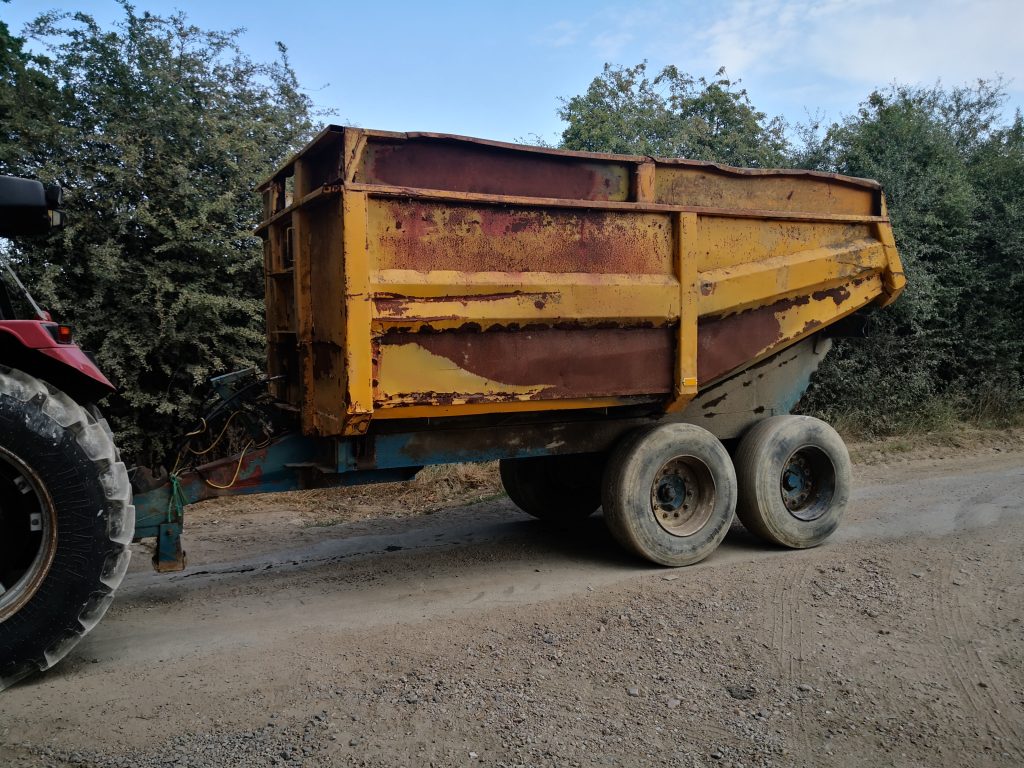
[{"x1": 1, "y1": 439, "x2": 1023, "y2": 768}]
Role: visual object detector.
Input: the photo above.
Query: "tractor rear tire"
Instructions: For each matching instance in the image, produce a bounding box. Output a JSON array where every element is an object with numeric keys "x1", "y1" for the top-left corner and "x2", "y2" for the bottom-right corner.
[
  {"x1": 499, "y1": 453, "x2": 604, "y2": 522},
  {"x1": 0, "y1": 366, "x2": 133, "y2": 691}
]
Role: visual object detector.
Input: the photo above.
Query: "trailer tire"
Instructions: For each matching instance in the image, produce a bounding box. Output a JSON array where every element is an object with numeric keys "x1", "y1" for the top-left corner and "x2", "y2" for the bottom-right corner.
[
  {"x1": 602, "y1": 424, "x2": 736, "y2": 566},
  {"x1": 734, "y1": 415, "x2": 850, "y2": 548},
  {"x1": 0, "y1": 366, "x2": 133, "y2": 691},
  {"x1": 499, "y1": 453, "x2": 604, "y2": 522}
]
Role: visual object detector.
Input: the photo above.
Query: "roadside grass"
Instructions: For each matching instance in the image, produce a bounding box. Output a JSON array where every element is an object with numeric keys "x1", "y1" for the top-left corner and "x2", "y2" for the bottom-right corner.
[
  {"x1": 843, "y1": 423, "x2": 1024, "y2": 464},
  {"x1": 824, "y1": 392, "x2": 1024, "y2": 441}
]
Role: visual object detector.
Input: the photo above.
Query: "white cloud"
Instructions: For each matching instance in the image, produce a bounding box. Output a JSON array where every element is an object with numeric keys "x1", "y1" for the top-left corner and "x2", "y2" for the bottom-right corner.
[
  {"x1": 533, "y1": 3, "x2": 669, "y2": 61},
  {"x1": 694, "y1": 0, "x2": 1023, "y2": 91},
  {"x1": 699, "y1": 0, "x2": 808, "y2": 73},
  {"x1": 591, "y1": 29, "x2": 636, "y2": 59},
  {"x1": 532, "y1": 0, "x2": 1022, "y2": 126},
  {"x1": 534, "y1": 20, "x2": 583, "y2": 49},
  {"x1": 633, "y1": 0, "x2": 1023, "y2": 121},
  {"x1": 586, "y1": 4, "x2": 666, "y2": 59},
  {"x1": 806, "y1": 0, "x2": 1024, "y2": 87}
]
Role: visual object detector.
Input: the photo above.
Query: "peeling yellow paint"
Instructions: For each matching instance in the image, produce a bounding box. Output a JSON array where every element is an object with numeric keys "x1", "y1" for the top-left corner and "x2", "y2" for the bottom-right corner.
[{"x1": 376, "y1": 342, "x2": 549, "y2": 405}]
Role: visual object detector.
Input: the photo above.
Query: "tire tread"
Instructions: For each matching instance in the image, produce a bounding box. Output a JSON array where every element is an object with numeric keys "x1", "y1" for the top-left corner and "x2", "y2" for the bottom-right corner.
[{"x1": 0, "y1": 365, "x2": 134, "y2": 691}]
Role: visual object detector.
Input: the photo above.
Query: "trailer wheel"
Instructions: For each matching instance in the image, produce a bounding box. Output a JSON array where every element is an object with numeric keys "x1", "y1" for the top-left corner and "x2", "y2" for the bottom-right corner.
[
  {"x1": 499, "y1": 453, "x2": 604, "y2": 522},
  {"x1": 0, "y1": 367, "x2": 133, "y2": 691},
  {"x1": 602, "y1": 424, "x2": 736, "y2": 566},
  {"x1": 734, "y1": 415, "x2": 850, "y2": 548}
]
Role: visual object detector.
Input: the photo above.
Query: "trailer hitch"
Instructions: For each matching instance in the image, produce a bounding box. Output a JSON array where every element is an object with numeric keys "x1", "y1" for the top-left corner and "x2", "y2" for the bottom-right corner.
[{"x1": 132, "y1": 368, "x2": 296, "y2": 572}]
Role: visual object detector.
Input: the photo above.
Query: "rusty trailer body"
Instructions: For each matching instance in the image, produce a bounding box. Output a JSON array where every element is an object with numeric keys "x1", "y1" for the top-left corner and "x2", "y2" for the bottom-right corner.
[
  {"x1": 132, "y1": 126, "x2": 904, "y2": 572},
  {"x1": 257, "y1": 126, "x2": 903, "y2": 436}
]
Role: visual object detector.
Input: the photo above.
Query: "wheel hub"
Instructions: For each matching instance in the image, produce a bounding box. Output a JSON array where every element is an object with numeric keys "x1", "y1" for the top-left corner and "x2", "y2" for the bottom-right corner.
[
  {"x1": 779, "y1": 446, "x2": 835, "y2": 522},
  {"x1": 650, "y1": 456, "x2": 715, "y2": 537},
  {"x1": 781, "y1": 455, "x2": 813, "y2": 508},
  {"x1": 0, "y1": 446, "x2": 57, "y2": 622}
]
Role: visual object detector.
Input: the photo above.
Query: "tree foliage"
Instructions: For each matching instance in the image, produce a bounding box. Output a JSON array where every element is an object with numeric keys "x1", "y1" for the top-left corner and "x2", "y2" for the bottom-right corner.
[
  {"x1": 559, "y1": 62, "x2": 788, "y2": 167},
  {"x1": 0, "y1": 3, "x2": 317, "y2": 463},
  {"x1": 0, "y1": 17, "x2": 62, "y2": 172},
  {"x1": 795, "y1": 82, "x2": 1024, "y2": 431}
]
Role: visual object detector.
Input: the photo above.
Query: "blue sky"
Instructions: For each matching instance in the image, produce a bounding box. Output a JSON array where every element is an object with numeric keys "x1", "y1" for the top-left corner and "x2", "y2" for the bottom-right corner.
[{"x1": 5, "y1": 0, "x2": 1023, "y2": 144}]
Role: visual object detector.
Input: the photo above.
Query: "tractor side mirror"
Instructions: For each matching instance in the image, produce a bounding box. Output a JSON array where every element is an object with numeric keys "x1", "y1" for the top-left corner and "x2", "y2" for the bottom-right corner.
[{"x1": 0, "y1": 176, "x2": 66, "y2": 237}]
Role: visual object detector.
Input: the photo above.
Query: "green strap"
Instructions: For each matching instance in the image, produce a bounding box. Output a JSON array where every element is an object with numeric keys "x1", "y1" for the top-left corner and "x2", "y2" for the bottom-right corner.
[{"x1": 167, "y1": 474, "x2": 189, "y2": 524}]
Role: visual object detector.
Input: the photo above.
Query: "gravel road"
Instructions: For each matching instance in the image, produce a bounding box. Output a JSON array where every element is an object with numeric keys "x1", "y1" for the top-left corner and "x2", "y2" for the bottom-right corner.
[{"x1": 1, "y1": 440, "x2": 1022, "y2": 768}]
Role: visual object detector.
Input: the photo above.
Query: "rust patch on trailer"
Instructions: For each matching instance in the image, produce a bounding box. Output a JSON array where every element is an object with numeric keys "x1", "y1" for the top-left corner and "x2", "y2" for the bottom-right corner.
[
  {"x1": 311, "y1": 341, "x2": 342, "y2": 378},
  {"x1": 654, "y1": 166, "x2": 876, "y2": 215},
  {"x1": 360, "y1": 139, "x2": 631, "y2": 201},
  {"x1": 697, "y1": 280, "x2": 864, "y2": 383},
  {"x1": 194, "y1": 447, "x2": 268, "y2": 493},
  {"x1": 379, "y1": 327, "x2": 674, "y2": 400},
  {"x1": 811, "y1": 286, "x2": 851, "y2": 306},
  {"x1": 375, "y1": 290, "x2": 547, "y2": 303},
  {"x1": 372, "y1": 200, "x2": 673, "y2": 275},
  {"x1": 698, "y1": 303, "x2": 787, "y2": 383},
  {"x1": 373, "y1": 290, "x2": 559, "y2": 318}
]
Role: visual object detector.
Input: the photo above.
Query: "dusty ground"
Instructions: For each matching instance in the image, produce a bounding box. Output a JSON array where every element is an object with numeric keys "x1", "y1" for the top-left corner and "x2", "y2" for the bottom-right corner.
[{"x1": 1, "y1": 431, "x2": 1023, "y2": 768}]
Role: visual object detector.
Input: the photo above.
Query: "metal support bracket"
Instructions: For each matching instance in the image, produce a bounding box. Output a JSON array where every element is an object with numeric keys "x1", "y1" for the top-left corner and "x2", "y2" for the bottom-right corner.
[{"x1": 153, "y1": 522, "x2": 186, "y2": 573}]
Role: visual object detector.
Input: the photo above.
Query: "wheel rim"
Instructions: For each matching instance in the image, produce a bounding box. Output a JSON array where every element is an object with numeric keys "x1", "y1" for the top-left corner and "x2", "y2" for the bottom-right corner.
[
  {"x1": 650, "y1": 456, "x2": 716, "y2": 537},
  {"x1": 779, "y1": 445, "x2": 836, "y2": 522},
  {"x1": 0, "y1": 446, "x2": 58, "y2": 622}
]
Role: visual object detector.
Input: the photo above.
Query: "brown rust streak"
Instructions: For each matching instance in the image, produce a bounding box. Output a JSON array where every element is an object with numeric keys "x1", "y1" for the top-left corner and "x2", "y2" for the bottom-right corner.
[
  {"x1": 311, "y1": 341, "x2": 342, "y2": 379},
  {"x1": 380, "y1": 327, "x2": 674, "y2": 400},
  {"x1": 698, "y1": 304, "x2": 784, "y2": 384},
  {"x1": 193, "y1": 446, "x2": 269, "y2": 494},
  {"x1": 811, "y1": 285, "x2": 852, "y2": 306},
  {"x1": 375, "y1": 201, "x2": 671, "y2": 274},
  {"x1": 697, "y1": 286, "x2": 855, "y2": 383},
  {"x1": 359, "y1": 138, "x2": 630, "y2": 201},
  {"x1": 373, "y1": 291, "x2": 558, "y2": 317},
  {"x1": 381, "y1": 390, "x2": 536, "y2": 408}
]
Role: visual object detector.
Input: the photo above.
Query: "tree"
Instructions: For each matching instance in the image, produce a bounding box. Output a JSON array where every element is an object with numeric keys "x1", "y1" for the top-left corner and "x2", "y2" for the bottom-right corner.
[
  {"x1": 795, "y1": 82, "x2": 1024, "y2": 431},
  {"x1": 0, "y1": 3, "x2": 318, "y2": 464},
  {"x1": 559, "y1": 62, "x2": 788, "y2": 167},
  {"x1": 0, "y1": 15, "x2": 62, "y2": 172}
]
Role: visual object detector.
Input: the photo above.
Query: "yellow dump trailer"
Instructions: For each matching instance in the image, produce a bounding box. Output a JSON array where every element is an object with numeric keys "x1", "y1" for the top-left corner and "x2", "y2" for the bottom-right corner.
[
  {"x1": 135, "y1": 126, "x2": 905, "y2": 571},
  {"x1": 258, "y1": 127, "x2": 903, "y2": 438}
]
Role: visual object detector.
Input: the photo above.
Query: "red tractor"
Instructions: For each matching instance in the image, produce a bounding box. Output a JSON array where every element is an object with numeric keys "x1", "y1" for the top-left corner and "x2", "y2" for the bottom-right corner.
[{"x1": 0, "y1": 176, "x2": 133, "y2": 690}]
